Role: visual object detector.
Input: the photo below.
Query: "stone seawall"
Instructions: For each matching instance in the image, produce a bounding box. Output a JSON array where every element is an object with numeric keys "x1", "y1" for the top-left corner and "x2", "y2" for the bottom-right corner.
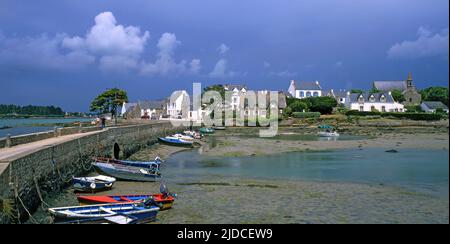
[
  {"x1": 0, "y1": 122, "x2": 185, "y2": 223},
  {"x1": 0, "y1": 126, "x2": 103, "y2": 148}
]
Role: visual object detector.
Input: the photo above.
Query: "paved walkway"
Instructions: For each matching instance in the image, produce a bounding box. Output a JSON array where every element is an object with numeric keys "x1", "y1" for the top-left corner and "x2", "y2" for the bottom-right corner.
[{"x1": 0, "y1": 130, "x2": 103, "y2": 174}]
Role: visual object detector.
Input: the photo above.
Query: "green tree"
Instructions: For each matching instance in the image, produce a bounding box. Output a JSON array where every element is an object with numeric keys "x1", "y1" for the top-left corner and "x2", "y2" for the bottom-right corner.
[
  {"x1": 90, "y1": 88, "x2": 128, "y2": 123},
  {"x1": 370, "y1": 87, "x2": 381, "y2": 94},
  {"x1": 289, "y1": 100, "x2": 308, "y2": 112},
  {"x1": 391, "y1": 89, "x2": 405, "y2": 103},
  {"x1": 303, "y1": 96, "x2": 338, "y2": 114},
  {"x1": 350, "y1": 89, "x2": 365, "y2": 94},
  {"x1": 203, "y1": 85, "x2": 226, "y2": 101},
  {"x1": 420, "y1": 87, "x2": 449, "y2": 106}
]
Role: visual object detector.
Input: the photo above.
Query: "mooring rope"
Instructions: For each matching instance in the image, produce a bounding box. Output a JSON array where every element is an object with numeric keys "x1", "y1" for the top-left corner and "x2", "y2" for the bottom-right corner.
[
  {"x1": 16, "y1": 194, "x2": 39, "y2": 224},
  {"x1": 33, "y1": 176, "x2": 51, "y2": 210}
]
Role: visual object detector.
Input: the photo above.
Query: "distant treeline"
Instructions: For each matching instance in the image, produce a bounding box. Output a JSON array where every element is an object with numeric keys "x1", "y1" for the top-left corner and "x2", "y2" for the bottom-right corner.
[{"x1": 0, "y1": 104, "x2": 65, "y2": 117}]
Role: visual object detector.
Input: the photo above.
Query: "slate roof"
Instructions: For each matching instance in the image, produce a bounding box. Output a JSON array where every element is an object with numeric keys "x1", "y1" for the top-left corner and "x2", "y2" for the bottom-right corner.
[
  {"x1": 373, "y1": 81, "x2": 407, "y2": 91},
  {"x1": 138, "y1": 100, "x2": 166, "y2": 110},
  {"x1": 348, "y1": 92, "x2": 395, "y2": 103},
  {"x1": 333, "y1": 90, "x2": 348, "y2": 98},
  {"x1": 422, "y1": 101, "x2": 448, "y2": 110},
  {"x1": 296, "y1": 81, "x2": 322, "y2": 90},
  {"x1": 122, "y1": 102, "x2": 137, "y2": 111},
  {"x1": 223, "y1": 84, "x2": 247, "y2": 91}
]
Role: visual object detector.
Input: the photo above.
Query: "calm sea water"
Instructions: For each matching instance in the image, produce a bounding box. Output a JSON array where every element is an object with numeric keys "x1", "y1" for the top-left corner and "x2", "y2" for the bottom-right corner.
[
  {"x1": 0, "y1": 118, "x2": 93, "y2": 138},
  {"x1": 166, "y1": 148, "x2": 449, "y2": 197}
]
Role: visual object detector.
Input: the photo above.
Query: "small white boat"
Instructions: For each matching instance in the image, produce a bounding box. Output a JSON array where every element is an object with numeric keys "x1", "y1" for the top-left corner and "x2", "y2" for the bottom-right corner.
[
  {"x1": 183, "y1": 131, "x2": 202, "y2": 139},
  {"x1": 172, "y1": 133, "x2": 194, "y2": 141},
  {"x1": 317, "y1": 131, "x2": 340, "y2": 137},
  {"x1": 72, "y1": 175, "x2": 116, "y2": 192}
]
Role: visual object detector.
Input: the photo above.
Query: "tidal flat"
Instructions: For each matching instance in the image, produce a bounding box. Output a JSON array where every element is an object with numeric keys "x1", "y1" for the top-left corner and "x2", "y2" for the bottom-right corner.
[{"x1": 30, "y1": 126, "x2": 449, "y2": 224}]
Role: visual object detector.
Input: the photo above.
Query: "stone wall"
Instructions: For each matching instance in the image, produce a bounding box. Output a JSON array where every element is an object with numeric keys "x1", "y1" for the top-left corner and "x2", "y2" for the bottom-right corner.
[
  {"x1": 0, "y1": 122, "x2": 185, "y2": 223},
  {"x1": 0, "y1": 126, "x2": 103, "y2": 149}
]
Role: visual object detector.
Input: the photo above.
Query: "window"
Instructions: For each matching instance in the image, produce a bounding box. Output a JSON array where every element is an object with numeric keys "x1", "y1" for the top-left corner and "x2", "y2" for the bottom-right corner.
[
  {"x1": 306, "y1": 92, "x2": 312, "y2": 97},
  {"x1": 300, "y1": 91, "x2": 304, "y2": 98},
  {"x1": 381, "y1": 106, "x2": 386, "y2": 112},
  {"x1": 233, "y1": 97, "x2": 238, "y2": 103},
  {"x1": 380, "y1": 95, "x2": 386, "y2": 103},
  {"x1": 313, "y1": 92, "x2": 319, "y2": 97},
  {"x1": 369, "y1": 95, "x2": 375, "y2": 102},
  {"x1": 371, "y1": 106, "x2": 376, "y2": 111},
  {"x1": 409, "y1": 98, "x2": 412, "y2": 102},
  {"x1": 358, "y1": 95, "x2": 364, "y2": 103},
  {"x1": 359, "y1": 106, "x2": 364, "y2": 112}
]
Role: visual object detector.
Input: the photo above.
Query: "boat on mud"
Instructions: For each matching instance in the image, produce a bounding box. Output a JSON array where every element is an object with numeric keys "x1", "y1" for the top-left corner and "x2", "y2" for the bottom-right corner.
[
  {"x1": 76, "y1": 184, "x2": 176, "y2": 210},
  {"x1": 199, "y1": 127, "x2": 215, "y2": 134},
  {"x1": 72, "y1": 175, "x2": 116, "y2": 193},
  {"x1": 93, "y1": 157, "x2": 163, "y2": 170},
  {"x1": 49, "y1": 199, "x2": 160, "y2": 224},
  {"x1": 317, "y1": 124, "x2": 340, "y2": 137},
  {"x1": 158, "y1": 136, "x2": 193, "y2": 146},
  {"x1": 92, "y1": 162, "x2": 162, "y2": 182}
]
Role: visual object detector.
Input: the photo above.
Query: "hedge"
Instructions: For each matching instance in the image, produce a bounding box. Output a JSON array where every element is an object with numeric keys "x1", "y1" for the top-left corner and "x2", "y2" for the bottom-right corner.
[
  {"x1": 292, "y1": 112, "x2": 321, "y2": 118},
  {"x1": 345, "y1": 110, "x2": 443, "y2": 121}
]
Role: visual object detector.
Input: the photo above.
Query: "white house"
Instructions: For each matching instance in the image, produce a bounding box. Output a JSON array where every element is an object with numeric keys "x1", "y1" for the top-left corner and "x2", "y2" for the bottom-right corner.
[
  {"x1": 167, "y1": 90, "x2": 190, "y2": 118},
  {"x1": 288, "y1": 80, "x2": 323, "y2": 99},
  {"x1": 223, "y1": 84, "x2": 247, "y2": 111},
  {"x1": 121, "y1": 100, "x2": 165, "y2": 119},
  {"x1": 420, "y1": 101, "x2": 449, "y2": 113},
  {"x1": 120, "y1": 102, "x2": 137, "y2": 116},
  {"x1": 326, "y1": 89, "x2": 348, "y2": 105},
  {"x1": 345, "y1": 91, "x2": 405, "y2": 112}
]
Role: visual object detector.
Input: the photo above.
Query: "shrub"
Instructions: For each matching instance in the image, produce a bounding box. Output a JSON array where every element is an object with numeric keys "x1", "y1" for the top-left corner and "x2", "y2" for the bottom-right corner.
[
  {"x1": 302, "y1": 96, "x2": 337, "y2": 114},
  {"x1": 289, "y1": 100, "x2": 308, "y2": 112},
  {"x1": 292, "y1": 112, "x2": 321, "y2": 118},
  {"x1": 404, "y1": 105, "x2": 422, "y2": 113},
  {"x1": 345, "y1": 110, "x2": 443, "y2": 121}
]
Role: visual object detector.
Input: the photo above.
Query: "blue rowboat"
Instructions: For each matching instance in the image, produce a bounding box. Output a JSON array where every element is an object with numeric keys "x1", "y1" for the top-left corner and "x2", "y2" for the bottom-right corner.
[
  {"x1": 72, "y1": 175, "x2": 116, "y2": 193},
  {"x1": 158, "y1": 136, "x2": 193, "y2": 146},
  {"x1": 93, "y1": 157, "x2": 163, "y2": 170},
  {"x1": 92, "y1": 162, "x2": 162, "y2": 182},
  {"x1": 54, "y1": 214, "x2": 139, "y2": 224},
  {"x1": 49, "y1": 200, "x2": 160, "y2": 224}
]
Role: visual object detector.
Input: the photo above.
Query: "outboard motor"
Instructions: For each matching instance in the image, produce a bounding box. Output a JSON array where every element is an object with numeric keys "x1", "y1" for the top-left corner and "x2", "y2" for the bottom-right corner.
[{"x1": 160, "y1": 183, "x2": 169, "y2": 197}]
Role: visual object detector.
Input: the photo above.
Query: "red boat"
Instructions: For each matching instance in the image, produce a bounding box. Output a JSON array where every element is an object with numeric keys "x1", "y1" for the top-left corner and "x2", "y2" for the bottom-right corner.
[{"x1": 76, "y1": 194, "x2": 175, "y2": 210}]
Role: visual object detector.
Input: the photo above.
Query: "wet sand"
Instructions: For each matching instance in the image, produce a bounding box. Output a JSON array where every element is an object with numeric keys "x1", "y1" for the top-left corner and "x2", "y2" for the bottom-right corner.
[
  {"x1": 197, "y1": 127, "x2": 449, "y2": 157},
  {"x1": 30, "y1": 126, "x2": 449, "y2": 224}
]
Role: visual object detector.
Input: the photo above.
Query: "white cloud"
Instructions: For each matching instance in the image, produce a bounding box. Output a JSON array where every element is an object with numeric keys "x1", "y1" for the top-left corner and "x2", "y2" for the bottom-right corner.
[
  {"x1": 270, "y1": 70, "x2": 297, "y2": 77},
  {"x1": 0, "y1": 33, "x2": 95, "y2": 71},
  {"x1": 62, "y1": 11, "x2": 150, "y2": 72},
  {"x1": 263, "y1": 61, "x2": 271, "y2": 68},
  {"x1": 99, "y1": 55, "x2": 138, "y2": 73},
  {"x1": 189, "y1": 59, "x2": 201, "y2": 74},
  {"x1": 63, "y1": 12, "x2": 149, "y2": 57},
  {"x1": 140, "y1": 32, "x2": 198, "y2": 76},
  {"x1": 387, "y1": 27, "x2": 449, "y2": 60},
  {"x1": 209, "y1": 58, "x2": 236, "y2": 78},
  {"x1": 0, "y1": 12, "x2": 201, "y2": 76},
  {"x1": 217, "y1": 43, "x2": 230, "y2": 55}
]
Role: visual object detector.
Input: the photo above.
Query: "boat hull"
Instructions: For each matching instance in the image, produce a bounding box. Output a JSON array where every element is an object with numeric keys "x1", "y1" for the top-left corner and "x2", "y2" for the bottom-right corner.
[
  {"x1": 158, "y1": 137, "x2": 193, "y2": 147},
  {"x1": 72, "y1": 176, "x2": 116, "y2": 193},
  {"x1": 77, "y1": 194, "x2": 175, "y2": 210},
  {"x1": 49, "y1": 203, "x2": 159, "y2": 224},
  {"x1": 92, "y1": 163, "x2": 161, "y2": 182}
]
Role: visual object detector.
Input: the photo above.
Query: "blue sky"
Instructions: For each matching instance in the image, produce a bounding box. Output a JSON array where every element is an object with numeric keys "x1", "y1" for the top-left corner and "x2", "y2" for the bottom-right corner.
[{"x1": 0, "y1": 0, "x2": 448, "y2": 112}]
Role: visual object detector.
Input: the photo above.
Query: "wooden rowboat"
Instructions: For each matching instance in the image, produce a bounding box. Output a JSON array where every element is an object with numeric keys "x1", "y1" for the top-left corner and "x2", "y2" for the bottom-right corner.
[
  {"x1": 77, "y1": 194, "x2": 175, "y2": 210},
  {"x1": 49, "y1": 201, "x2": 160, "y2": 224}
]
